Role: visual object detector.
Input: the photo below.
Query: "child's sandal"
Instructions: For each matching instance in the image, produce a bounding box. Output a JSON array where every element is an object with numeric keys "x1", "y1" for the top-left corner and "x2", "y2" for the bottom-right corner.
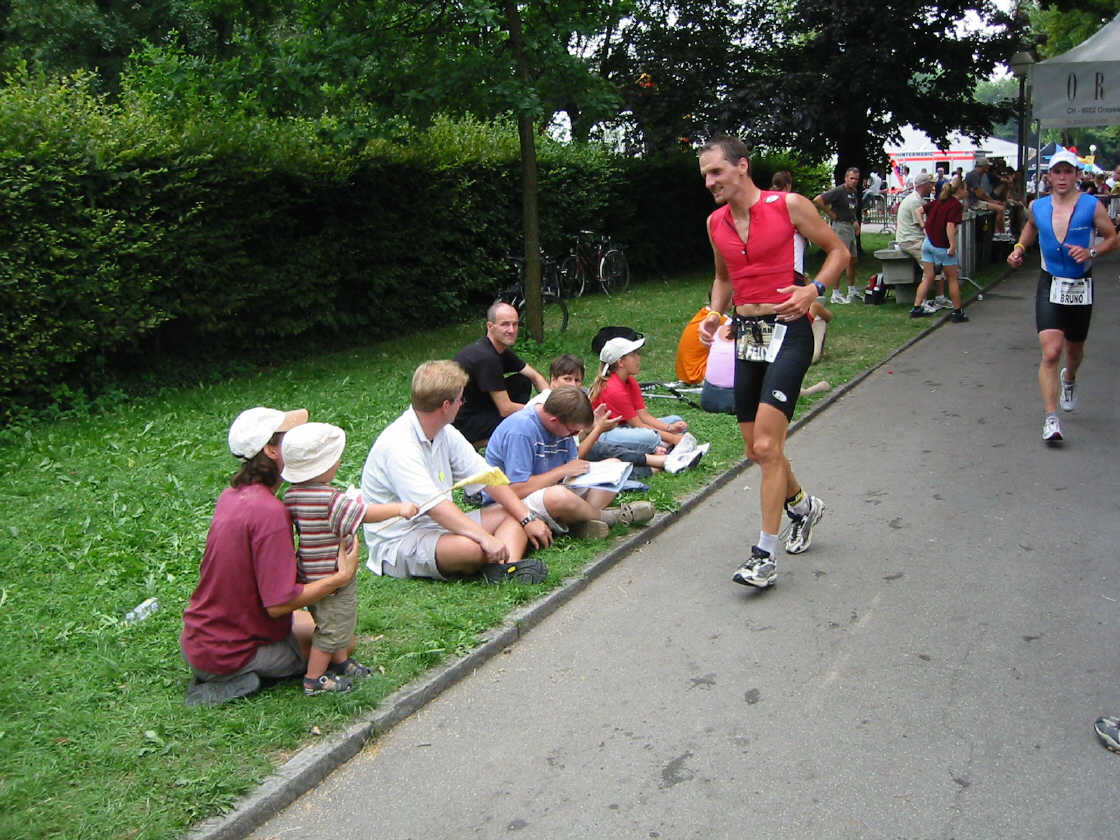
[
  {"x1": 303, "y1": 673, "x2": 353, "y2": 696},
  {"x1": 328, "y1": 658, "x2": 372, "y2": 680}
]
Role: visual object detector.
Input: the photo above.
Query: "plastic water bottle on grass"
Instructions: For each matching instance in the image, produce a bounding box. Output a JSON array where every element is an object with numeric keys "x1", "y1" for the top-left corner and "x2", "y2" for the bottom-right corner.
[{"x1": 125, "y1": 597, "x2": 159, "y2": 624}]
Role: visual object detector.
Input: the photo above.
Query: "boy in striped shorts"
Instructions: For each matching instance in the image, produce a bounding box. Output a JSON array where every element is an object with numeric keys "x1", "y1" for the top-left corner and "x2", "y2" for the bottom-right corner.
[{"x1": 282, "y1": 423, "x2": 418, "y2": 695}]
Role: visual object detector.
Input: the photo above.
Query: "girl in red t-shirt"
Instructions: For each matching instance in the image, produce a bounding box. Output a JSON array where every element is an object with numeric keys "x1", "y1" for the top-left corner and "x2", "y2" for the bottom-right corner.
[{"x1": 589, "y1": 337, "x2": 690, "y2": 448}]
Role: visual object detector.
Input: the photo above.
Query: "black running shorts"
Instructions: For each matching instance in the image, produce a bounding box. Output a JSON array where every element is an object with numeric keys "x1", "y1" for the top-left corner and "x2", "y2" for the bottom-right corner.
[
  {"x1": 734, "y1": 315, "x2": 813, "y2": 423},
  {"x1": 1035, "y1": 271, "x2": 1092, "y2": 343}
]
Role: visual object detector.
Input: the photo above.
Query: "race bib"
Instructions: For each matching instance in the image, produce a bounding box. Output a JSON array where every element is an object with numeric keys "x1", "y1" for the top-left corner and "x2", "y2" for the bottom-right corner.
[
  {"x1": 736, "y1": 321, "x2": 786, "y2": 363},
  {"x1": 1049, "y1": 275, "x2": 1092, "y2": 306}
]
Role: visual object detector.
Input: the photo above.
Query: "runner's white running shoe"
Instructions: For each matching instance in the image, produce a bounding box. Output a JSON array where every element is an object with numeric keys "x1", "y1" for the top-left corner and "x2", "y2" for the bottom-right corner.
[
  {"x1": 784, "y1": 495, "x2": 825, "y2": 554},
  {"x1": 830, "y1": 289, "x2": 849, "y2": 305},
  {"x1": 1059, "y1": 368, "x2": 1077, "y2": 412},
  {"x1": 732, "y1": 547, "x2": 777, "y2": 588},
  {"x1": 1042, "y1": 414, "x2": 1063, "y2": 444}
]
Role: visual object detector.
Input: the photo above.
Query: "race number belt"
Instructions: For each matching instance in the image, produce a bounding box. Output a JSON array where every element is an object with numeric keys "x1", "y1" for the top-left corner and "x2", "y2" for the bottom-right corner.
[
  {"x1": 732, "y1": 315, "x2": 786, "y2": 363},
  {"x1": 1047, "y1": 273, "x2": 1093, "y2": 306}
]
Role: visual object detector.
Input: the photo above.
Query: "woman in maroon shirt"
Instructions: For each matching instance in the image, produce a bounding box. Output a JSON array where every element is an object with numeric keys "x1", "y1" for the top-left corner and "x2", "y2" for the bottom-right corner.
[{"x1": 911, "y1": 178, "x2": 969, "y2": 323}]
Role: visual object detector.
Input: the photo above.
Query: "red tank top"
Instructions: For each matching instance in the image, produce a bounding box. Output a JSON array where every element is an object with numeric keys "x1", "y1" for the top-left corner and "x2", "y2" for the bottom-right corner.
[{"x1": 707, "y1": 193, "x2": 802, "y2": 305}]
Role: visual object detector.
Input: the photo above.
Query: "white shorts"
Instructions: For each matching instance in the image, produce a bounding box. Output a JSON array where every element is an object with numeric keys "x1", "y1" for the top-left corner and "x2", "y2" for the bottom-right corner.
[
  {"x1": 522, "y1": 485, "x2": 593, "y2": 534},
  {"x1": 384, "y1": 509, "x2": 484, "y2": 581}
]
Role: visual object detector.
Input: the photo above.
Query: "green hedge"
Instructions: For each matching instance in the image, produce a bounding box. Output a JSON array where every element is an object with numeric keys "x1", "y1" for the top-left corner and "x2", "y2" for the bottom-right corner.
[{"x1": 0, "y1": 74, "x2": 718, "y2": 421}]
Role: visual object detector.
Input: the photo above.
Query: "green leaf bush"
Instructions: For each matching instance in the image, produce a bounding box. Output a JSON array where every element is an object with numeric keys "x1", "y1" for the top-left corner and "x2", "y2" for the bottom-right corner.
[{"x1": 0, "y1": 74, "x2": 716, "y2": 422}]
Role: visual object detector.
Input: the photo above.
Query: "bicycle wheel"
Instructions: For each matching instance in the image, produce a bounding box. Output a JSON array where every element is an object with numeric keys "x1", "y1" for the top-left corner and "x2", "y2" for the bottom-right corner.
[
  {"x1": 598, "y1": 248, "x2": 630, "y2": 295},
  {"x1": 516, "y1": 289, "x2": 568, "y2": 335},
  {"x1": 558, "y1": 254, "x2": 586, "y2": 298},
  {"x1": 540, "y1": 287, "x2": 569, "y2": 333}
]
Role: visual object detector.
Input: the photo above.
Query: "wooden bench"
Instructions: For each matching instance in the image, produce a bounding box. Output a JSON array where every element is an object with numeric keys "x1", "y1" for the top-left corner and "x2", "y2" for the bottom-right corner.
[{"x1": 873, "y1": 246, "x2": 920, "y2": 304}]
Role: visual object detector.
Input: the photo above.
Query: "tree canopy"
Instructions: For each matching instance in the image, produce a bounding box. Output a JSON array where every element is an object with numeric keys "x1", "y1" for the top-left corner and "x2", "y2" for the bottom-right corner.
[{"x1": 718, "y1": 0, "x2": 1023, "y2": 180}]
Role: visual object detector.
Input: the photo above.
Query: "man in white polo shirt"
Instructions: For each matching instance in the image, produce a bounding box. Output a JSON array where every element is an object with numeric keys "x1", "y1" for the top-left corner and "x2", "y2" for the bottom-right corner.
[
  {"x1": 895, "y1": 172, "x2": 949, "y2": 311},
  {"x1": 361, "y1": 360, "x2": 553, "y2": 582}
]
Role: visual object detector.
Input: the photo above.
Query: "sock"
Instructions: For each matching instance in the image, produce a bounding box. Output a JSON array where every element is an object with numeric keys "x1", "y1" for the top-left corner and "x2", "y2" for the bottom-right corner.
[
  {"x1": 785, "y1": 489, "x2": 810, "y2": 516},
  {"x1": 757, "y1": 532, "x2": 778, "y2": 557}
]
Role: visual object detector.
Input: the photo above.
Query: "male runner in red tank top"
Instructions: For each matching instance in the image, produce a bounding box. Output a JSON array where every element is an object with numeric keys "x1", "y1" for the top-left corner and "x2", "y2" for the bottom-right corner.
[{"x1": 697, "y1": 136, "x2": 849, "y2": 589}]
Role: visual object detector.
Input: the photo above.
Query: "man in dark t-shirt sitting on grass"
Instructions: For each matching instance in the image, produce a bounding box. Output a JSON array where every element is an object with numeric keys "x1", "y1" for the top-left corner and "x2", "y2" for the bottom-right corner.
[{"x1": 453, "y1": 301, "x2": 548, "y2": 446}]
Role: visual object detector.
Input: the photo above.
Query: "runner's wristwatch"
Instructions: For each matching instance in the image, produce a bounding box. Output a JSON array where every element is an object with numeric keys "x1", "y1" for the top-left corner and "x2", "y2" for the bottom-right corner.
[
  {"x1": 812, "y1": 280, "x2": 826, "y2": 295},
  {"x1": 1089, "y1": 248, "x2": 1097, "y2": 258},
  {"x1": 519, "y1": 512, "x2": 538, "y2": 527}
]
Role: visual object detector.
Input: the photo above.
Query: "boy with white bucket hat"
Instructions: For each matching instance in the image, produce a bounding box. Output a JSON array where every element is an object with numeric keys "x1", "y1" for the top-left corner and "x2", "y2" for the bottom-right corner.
[{"x1": 281, "y1": 423, "x2": 418, "y2": 695}]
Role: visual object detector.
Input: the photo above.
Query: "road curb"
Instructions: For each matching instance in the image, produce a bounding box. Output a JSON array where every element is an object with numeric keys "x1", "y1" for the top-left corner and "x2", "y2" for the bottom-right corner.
[{"x1": 187, "y1": 261, "x2": 1022, "y2": 840}]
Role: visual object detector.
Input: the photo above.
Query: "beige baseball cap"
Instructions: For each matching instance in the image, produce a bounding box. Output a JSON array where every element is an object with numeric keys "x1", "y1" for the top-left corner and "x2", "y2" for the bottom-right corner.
[{"x1": 228, "y1": 407, "x2": 308, "y2": 459}]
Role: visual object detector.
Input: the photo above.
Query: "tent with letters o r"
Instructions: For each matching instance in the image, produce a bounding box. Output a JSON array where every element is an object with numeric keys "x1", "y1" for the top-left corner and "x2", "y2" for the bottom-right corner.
[{"x1": 1031, "y1": 12, "x2": 1120, "y2": 128}]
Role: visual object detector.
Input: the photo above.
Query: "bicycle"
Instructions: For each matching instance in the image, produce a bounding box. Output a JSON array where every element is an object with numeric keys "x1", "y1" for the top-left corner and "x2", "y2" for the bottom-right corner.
[
  {"x1": 558, "y1": 230, "x2": 630, "y2": 297},
  {"x1": 497, "y1": 252, "x2": 569, "y2": 334}
]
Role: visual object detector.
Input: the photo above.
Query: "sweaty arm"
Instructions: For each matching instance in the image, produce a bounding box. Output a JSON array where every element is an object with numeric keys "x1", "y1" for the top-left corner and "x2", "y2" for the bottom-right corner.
[
  {"x1": 521, "y1": 363, "x2": 548, "y2": 393},
  {"x1": 700, "y1": 234, "x2": 734, "y2": 343},
  {"x1": 946, "y1": 222, "x2": 959, "y2": 256},
  {"x1": 577, "y1": 404, "x2": 619, "y2": 458},
  {"x1": 1063, "y1": 201, "x2": 1120, "y2": 264},
  {"x1": 489, "y1": 389, "x2": 523, "y2": 418},
  {"x1": 486, "y1": 483, "x2": 552, "y2": 548},
  {"x1": 775, "y1": 194, "x2": 848, "y2": 319},
  {"x1": 812, "y1": 193, "x2": 833, "y2": 218},
  {"x1": 1089, "y1": 201, "x2": 1119, "y2": 256},
  {"x1": 509, "y1": 461, "x2": 590, "y2": 497},
  {"x1": 489, "y1": 364, "x2": 547, "y2": 417},
  {"x1": 1007, "y1": 202, "x2": 1038, "y2": 267}
]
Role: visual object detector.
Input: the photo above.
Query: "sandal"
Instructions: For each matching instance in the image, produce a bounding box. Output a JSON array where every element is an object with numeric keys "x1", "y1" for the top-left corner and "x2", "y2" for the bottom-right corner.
[
  {"x1": 604, "y1": 501, "x2": 655, "y2": 527},
  {"x1": 303, "y1": 672, "x2": 353, "y2": 696},
  {"x1": 328, "y1": 658, "x2": 372, "y2": 680}
]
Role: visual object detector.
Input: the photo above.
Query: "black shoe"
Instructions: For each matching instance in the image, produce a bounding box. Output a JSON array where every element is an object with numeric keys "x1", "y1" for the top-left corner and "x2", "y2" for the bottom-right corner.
[
  {"x1": 909, "y1": 306, "x2": 929, "y2": 318},
  {"x1": 950, "y1": 309, "x2": 969, "y2": 323},
  {"x1": 481, "y1": 557, "x2": 548, "y2": 584}
]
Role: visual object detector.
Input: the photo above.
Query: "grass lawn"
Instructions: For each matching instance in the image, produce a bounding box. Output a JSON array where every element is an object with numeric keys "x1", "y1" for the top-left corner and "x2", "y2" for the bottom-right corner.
[{"x1": 0, "y1": 232, "x2": 1010, "y2": 839}]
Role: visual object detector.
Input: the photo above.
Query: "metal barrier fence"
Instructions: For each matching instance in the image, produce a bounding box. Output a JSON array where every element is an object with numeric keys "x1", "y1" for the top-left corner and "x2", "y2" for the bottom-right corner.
[
  {"x1": 861, "y1": 192, "x2": 907, "y2": 233},
  {"x1": 957, "y1": 210, "x2": 994, "y2": 294}
]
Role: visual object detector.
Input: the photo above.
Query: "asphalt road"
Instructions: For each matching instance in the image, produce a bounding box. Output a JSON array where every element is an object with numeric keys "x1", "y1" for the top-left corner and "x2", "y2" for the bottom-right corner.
[{"x1": 247, "y1": 254, "x2": 1120, "y2": 840}]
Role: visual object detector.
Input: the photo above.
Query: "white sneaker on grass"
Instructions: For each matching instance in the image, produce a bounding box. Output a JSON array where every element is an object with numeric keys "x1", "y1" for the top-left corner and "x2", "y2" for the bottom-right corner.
[
  {"x1": 665, "y1": 442, "x2": 708, "y2": 474},
  {"x1": 674, "y1": 432, "x2": 698, "y2": 454}
]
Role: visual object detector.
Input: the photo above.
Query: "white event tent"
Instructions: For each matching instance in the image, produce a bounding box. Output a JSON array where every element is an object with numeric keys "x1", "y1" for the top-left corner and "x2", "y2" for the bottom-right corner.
[
  {"x1": 882, "y1": 125, "x2": 1019, "y2": 189},
  {"x1": 1032, "y1": 12, "x2": 1120, "y2": 128}
]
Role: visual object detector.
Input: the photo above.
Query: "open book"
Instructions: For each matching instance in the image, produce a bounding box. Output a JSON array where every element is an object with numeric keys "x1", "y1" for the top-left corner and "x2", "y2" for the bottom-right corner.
[{"x1": 564, "y1": 459, "x2": 633, "y2": 492}]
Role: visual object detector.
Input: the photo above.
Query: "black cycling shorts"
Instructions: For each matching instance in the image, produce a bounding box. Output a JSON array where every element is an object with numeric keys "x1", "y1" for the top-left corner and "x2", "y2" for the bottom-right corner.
[
  {"x1": 733, "y1": 315, "x2": 813, "y2": 423},
  {"x1": 1035, "y1": 271, "x2": 1092, "y2": 343}
]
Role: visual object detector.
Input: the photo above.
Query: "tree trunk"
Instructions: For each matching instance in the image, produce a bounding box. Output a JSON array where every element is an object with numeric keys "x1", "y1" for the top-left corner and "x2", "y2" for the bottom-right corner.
[{"x1": 503, "y1": 0, "x2": 543, "y2": 341}]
